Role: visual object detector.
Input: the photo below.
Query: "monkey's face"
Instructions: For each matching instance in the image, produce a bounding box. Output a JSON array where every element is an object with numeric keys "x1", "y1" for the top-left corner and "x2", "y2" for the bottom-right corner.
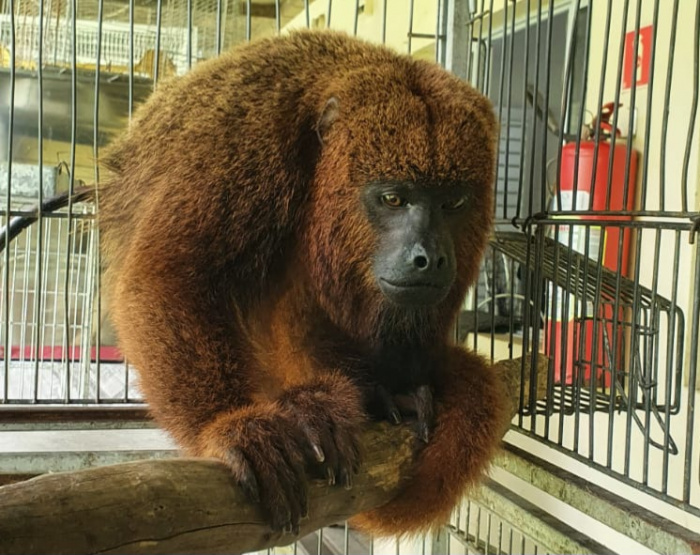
[
  {"x1": 362, "y1": 181, "x2": 468, "y2": 307},
  {"x1": 307, "y1": 64, "x2": 496, "y2": 338}
]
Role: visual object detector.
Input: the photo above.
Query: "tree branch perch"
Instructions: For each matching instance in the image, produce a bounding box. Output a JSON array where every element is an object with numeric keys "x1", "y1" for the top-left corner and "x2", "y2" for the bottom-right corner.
[{"x1": 0, "y1": 356, "x2": 548, "y2": 555}]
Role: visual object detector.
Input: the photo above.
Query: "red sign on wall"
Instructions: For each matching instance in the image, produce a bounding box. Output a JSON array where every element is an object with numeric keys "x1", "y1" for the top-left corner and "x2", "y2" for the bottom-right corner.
[{"x1": 623, "y1": 25, "x2": 653, "y2": 90}]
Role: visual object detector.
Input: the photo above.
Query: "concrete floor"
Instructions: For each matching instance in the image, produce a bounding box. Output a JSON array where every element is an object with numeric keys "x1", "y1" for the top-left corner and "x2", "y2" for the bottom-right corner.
[
  {"x1": 0, "y1": 428, "x2": 177, "y2": 475},
  {"x1": 0, "y1": 427, "x2": 175, "y2": 452}
]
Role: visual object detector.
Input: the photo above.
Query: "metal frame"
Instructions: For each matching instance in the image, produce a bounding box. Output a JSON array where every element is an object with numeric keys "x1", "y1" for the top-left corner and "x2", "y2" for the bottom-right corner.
[{"x1": 2, "y1": 0, "x2": 700, "y2": 552}]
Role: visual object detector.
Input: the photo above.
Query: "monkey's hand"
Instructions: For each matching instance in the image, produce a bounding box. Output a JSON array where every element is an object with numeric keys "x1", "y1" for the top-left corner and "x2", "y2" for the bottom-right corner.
[
  {"x1": 279, "y1": 374, "x2": 364, "y2": 490},
  {"x1": 196, "y1": 373, "x2": 363, "y2": 535},
  {"x1": 352, "y1": 348, "x2": 509, "y2": 536},
  {"x1": 370, "y1": 384, "x2": 434, "y2": 444}
]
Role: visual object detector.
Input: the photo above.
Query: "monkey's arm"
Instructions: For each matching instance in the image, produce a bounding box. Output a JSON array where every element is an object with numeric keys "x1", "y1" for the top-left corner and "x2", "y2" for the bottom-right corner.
[
  {"x1": 110, "y1": 206, "x2": 363, "y2": 533},
  {"x1": 350, "y1": 347, "x2": 509, "y2": 536},
  {"x1": 111, "y1": 229, "x2": 251, "y2": 448}
]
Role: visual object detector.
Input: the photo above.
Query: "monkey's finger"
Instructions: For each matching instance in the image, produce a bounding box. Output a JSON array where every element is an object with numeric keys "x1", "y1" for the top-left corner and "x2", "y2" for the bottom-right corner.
[
  {"x1": 293, "y1": 450, "x2": 310, "y2": 520},
  {"x1": 269, "y1": 499, "x2": 293, "y2": 535},
  {"x1": 264, "y1": 430, "x2": 306, "y2": 534},
  {"x1": 376, "y1": 385, "x2": 402, "y2": 424},
  {"x1": 281, "y1": 442, "x2": 309, "y2": 531},
  {"x1": 277, "y1": 481, "x2": 302, "y2": 536},
  {"x1": 299, "y1": 423, "x2": 326, "y2": 464},
  {"x1": 284, "y1": 438, "x2": 309, "y2": 520},
  {"x1": 331, "y1": 428, "x2": 361, "y2": 487},
  {"x1": 244, "y1": 443, "x2": 294, "y2": 534},
  {"x1": 316, "y1": 425, "x2": 339, "y2": 485},
  {"x1": 298, "y1": 479, "x2": 310, "y2": 520},
  {"x1": 416, "y1": 421, "x2": 430, "y2": 443},
  {"x1": 224, "y1": 447, "x2": 261, "y2": 504},
  {"x1": 264, "y1": 469, "x2": 294, "y2": 534},
  {"x1": 239, "y1": 465, "x2": 290, "y2": 534},
  {"x1": 339, "y1": 467, "x2": 353, "y2": 490}
]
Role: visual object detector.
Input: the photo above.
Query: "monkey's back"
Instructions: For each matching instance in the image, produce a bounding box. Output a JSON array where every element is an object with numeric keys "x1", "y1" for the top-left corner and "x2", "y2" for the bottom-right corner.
[{"x1": 98, "y1": 31, "x2": 406, "y2": 281}]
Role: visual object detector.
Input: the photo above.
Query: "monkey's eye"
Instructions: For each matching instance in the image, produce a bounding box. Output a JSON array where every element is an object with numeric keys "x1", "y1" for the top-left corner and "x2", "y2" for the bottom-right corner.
[
  {"x1": 442, "y1": 196, "x2": 467, "y2": 211},
  {"x1": 381, "y1": 193, "x2": 407, "y2": 208}
]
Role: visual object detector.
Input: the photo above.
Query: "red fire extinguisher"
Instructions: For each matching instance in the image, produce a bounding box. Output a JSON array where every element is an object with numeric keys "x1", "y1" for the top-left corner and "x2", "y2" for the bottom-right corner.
[{"x1": 547, "y1": 102, "x2": 639, "y2": 386}]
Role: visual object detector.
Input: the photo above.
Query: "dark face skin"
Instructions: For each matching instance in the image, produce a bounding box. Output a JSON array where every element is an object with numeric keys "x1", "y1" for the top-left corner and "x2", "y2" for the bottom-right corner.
[{"x1": 362, "y1": 181, "x2": 469, "y2": 307}]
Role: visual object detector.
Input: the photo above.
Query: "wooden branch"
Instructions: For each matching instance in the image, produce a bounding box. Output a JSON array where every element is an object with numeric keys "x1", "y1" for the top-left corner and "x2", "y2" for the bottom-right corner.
[{"x1": 0, "y1": 356, "x2": 548, "y2": 555}]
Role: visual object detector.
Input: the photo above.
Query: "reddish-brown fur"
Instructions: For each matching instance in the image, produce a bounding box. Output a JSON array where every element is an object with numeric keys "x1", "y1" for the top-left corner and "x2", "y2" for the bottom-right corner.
[{"x1": 99, "y1": 30, "x2": 509, "y2": 536}]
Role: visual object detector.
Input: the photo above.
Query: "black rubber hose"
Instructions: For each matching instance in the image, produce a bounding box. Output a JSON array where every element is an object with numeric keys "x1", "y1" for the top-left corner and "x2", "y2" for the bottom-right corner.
[{"x1": 0, "y1": 186, "x2": 95, "y2": 253}]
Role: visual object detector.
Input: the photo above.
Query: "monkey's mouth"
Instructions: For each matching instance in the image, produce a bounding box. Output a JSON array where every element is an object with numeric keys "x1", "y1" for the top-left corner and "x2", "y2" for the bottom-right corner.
[
  {"x1": 378, "y1": 278, "x2": 450, "y2": 306},
  {"x1": 380, "y1": 278, "x2": 442, "y2": 289}
]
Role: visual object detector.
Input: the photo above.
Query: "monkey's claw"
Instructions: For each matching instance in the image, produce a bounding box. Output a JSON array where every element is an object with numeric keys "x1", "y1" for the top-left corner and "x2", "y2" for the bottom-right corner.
[
  {"x1": 280, "y1": 380, "x2": 363, "y2": 491},
  {"x1": 297, "y1": 410, "x2": 361, "y2": 489},
  {"x1": 370, "y1": 383, "x2": 435, "y2": 442},
  {"x1": 374, "y1": 385, "x2": 403, "y2": 424}
]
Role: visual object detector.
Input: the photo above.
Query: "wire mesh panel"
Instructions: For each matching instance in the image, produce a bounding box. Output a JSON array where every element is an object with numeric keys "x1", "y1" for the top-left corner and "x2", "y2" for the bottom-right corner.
[
  {"x1": 2, "y1": 0, "x2": 700, "y2": 551},
  {"x1": 0, "y1": 0, "x2": 452, "y2": 406},
  {"x1": 253, "y1": 494, "x2": 575, "y2": 555},
  {"x1": 460, "y1": 0, "x2": 700, "y2": 525},
  {"x1": 446, "y1": 499, "x2": 560, "y2": 555}
]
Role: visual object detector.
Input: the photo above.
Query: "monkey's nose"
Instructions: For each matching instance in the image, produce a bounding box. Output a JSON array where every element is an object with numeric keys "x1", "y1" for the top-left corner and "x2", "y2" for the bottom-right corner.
[{"x1": 410, "y1": 245, "x2": 448, "y2": 273}]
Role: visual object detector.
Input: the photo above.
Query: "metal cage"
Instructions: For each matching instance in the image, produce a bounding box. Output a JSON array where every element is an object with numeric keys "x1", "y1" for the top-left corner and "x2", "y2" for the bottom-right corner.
[{"x1": 2, "y1": 0, "x2": 700, "y2": 553}]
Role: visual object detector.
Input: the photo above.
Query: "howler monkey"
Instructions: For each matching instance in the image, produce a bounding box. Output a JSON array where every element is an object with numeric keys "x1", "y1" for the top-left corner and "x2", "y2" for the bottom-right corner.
[{"x1": 99, "y1": 30, "x2": 509, "y2": 536}]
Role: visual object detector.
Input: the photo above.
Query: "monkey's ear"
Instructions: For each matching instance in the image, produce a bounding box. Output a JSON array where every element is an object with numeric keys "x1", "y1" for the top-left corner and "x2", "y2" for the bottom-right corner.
[{"x1": 316, "y1": 97, "x2": 340, "y2": 146}]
